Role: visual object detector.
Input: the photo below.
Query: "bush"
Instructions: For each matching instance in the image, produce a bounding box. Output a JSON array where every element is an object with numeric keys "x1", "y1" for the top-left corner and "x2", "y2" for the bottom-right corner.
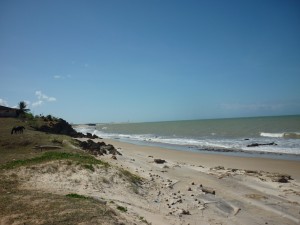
[
  {"x1": 46, "y1": 115, "x2": 53, "y2": 121},
  {"x1": 116, "y1": 205, "x2": 127, "y2": 212},
  {"x1": 66, "y1": 193, "x2": 89, "y2": 199}
]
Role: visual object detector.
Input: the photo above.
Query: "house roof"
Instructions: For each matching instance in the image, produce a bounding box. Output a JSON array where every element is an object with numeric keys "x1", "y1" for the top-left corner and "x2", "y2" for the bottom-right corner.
[{"x1": 0, "y1": 105, "x2": 18, "y2": 111}]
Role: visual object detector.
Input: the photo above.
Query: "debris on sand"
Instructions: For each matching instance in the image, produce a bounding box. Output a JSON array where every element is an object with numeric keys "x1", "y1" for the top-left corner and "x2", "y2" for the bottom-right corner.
[{"x1": 154, "y1": 159, "x2": 166, "y2": 164}]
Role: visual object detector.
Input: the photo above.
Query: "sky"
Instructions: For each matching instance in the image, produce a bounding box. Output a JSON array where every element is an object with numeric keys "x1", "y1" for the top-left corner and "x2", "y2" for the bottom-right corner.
[{"x1": 0, "y1": 0, "x2": 300, "y2": 123}]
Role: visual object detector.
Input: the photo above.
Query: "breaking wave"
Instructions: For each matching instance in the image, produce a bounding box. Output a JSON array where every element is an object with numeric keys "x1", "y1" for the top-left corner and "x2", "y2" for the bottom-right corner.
[
  {"x1": 260, "y1": 132, "x2": 300, "y2": 139},
  {"x1": 74, "y1": 126, "x2": 300, "y2": 156}
]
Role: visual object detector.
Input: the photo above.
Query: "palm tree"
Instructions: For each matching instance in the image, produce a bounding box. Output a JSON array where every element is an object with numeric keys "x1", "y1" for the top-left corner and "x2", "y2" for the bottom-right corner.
[{"x1": 18, "y1": 101, "x2": 30, "y2": 116}]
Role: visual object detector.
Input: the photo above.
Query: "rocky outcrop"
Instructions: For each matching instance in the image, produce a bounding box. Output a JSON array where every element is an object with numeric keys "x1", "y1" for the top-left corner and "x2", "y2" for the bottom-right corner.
[
  {"x1": 33, "y1": 118, "x2": 100, "y2": 139},
  {"x1": 77, "y1": 139, "x2": 122, "y2": 156},
  {"x1": 35, "y1": 118, "x2": 78, "y2": 136}
]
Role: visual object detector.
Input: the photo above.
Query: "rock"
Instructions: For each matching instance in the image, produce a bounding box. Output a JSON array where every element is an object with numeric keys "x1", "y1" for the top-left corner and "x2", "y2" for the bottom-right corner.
[
  {"x1": 111, "y1": 155, "x2": 117, "y2": 160},
  {"x1": 37, "y1": 118, "x2": 78, "y2": 137},
  {"x1": 213, "y1": 166, "x2": 225, "y2": 170},
  {"x1": 272, "y1": 176, "x2": 290, "y2": 183},
  {"x1": 245, "y1": 170, "x2": 259, "y2": 174},
  {"x1": 86, "y1": 133, "x2": 93, "y2": 138},
  {"x1": 179, "y1": 209, "x2": 190, "y2": 215},
  {"x1": 32, "y1": 117, "x2": 105, "y2": 140},
  {"x1": 77, "y1": 139, "x2": 122, "y2": 156},
  {"x1": 247, "y1": 142, "x2": 277, "y2": 147},
  {"x1": 200, "y1": 186, "x2": 216, "y2": 195},
  {"x1": 154, "y1": 159, "x2": 166, "y2": 164},
  {"x1": 187, "y1": 187, "x2": 192, "y2": 191}
]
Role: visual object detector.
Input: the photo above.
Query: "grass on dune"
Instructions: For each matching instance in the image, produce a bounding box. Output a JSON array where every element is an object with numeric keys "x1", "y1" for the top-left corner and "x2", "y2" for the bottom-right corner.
[{"x1": 0, "y1": 151, "x2": 109, "y2": 170}]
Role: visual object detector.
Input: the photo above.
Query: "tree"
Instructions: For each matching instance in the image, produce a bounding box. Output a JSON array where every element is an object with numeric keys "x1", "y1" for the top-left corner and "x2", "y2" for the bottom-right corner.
[{"x1": 18, "y1": 101, "x2": 30, "y2": 116}]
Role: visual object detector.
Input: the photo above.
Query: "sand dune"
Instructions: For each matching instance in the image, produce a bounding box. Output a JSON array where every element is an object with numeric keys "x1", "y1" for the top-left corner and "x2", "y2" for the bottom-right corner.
[{"x1": 8, "y1": 138, "x2": 300, "y2": 224}]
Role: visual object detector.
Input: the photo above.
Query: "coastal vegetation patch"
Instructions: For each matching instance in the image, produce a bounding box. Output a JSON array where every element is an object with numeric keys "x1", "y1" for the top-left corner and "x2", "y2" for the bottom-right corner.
[
  {"x1": 116, "y1": 205, "x2": 127, "y2": 212},
  {"x1": 66, "y1": 193, "x2": 90, "y2": 200},
  {"x1": 119, "y1": 168, "x2": 143, "y2": 185},
  {"x1": 83, "y1": 164, "x2": 95, "y2": 172},
  {"x1": 0, "y1": 151, "x2": 109, "y2": 170},
  {"x1": 118, "y1": 168, "x2": 144, "y2": 194}
]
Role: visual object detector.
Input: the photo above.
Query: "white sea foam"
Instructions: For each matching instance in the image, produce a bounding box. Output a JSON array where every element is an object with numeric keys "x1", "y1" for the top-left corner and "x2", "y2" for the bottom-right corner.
[
  {"x1": 260, "y1": 132, "x2": 284, "y2": 138},
  {"x1": 73, "y1": 126, "x2": 300, "y2": 156},
  {"x1": 260, "y1": 132, "x2": 300, "y2": 139}
]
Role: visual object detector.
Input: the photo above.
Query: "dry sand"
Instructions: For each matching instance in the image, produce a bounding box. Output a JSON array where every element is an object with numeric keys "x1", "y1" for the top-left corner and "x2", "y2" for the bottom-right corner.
[
  {"x1": 101, "y1": 138, "x2": 300, "y2": 225},
  {"x1": 13, "y1": 138, "x2": 300, "y2": 225}
]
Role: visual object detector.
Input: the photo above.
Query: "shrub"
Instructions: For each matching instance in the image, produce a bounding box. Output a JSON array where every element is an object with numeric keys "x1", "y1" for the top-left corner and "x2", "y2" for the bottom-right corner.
[
  {"x1": 83, "y1": 164, "x2": 95, "y2": 172},
  {"x1": 66, "y1": 193, "x2": 89, "y2": 199},
  {"x1": 116, "y1": 205, "x2": 127, "y2": 212}
]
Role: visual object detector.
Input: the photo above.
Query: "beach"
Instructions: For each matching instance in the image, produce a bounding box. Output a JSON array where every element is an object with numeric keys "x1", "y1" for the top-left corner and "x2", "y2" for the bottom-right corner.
[
  {"x1": 91, "y1": 138, "x2": 300, "y2": 225},
  {"x1": 103, "y1": 138, "x2": 300, "y2": 181},
  {"x1": 1, "y1": 115, "x2": 300, "y2": 224}
]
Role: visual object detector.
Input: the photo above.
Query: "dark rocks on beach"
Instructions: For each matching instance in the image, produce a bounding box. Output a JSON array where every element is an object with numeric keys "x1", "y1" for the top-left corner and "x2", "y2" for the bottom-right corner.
[
  {"x1": 179, "y1": 209, "x2": 190, "y2": 215},
  {"x1": 77, "y1": 139, "x2": 122, "y2": 156},
  {"x1": 84, "y1": 132, "x2": 99, "y2": 139},
  {"x1": 275, "y1": 177, "x2": 289, "y2": 183},
  {"x1": 247, "y1": 142, "x2": 277, "y2": 147},
  {"x1": 271, "y1": 174, "x2": 292, "y2": 183},
  {"x1": 213, "y1": 166, "x2": 225, "y2": 170},
  {"x1": 154, "y1": 159, "x2": 166, "y2": 164},
  {"x1": 245, "y1": 170, "x2": 259, "y2": 174}
]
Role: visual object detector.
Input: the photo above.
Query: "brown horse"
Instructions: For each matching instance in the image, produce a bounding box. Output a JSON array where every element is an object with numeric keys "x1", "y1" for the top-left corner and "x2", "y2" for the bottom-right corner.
[{"x1": 11, "y1": 126, "x2": 25, "y2": 134}]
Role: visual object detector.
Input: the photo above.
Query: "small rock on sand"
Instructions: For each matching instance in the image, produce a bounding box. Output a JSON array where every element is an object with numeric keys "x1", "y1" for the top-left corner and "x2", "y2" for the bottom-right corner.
[{"x1": 154, "y1": 159, "x2": 166, "y2": 164}]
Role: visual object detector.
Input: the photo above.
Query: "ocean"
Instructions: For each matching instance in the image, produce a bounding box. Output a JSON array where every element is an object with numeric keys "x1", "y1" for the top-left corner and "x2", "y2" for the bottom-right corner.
[{"x1": 74, "y1": 115, "x2": 300, "y2": 160}]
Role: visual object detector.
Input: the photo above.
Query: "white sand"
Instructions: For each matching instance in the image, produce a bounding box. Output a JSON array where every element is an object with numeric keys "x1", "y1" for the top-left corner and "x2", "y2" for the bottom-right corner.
[{"x1": 102, "y1": 139, "x2": 300, "y2": 225}]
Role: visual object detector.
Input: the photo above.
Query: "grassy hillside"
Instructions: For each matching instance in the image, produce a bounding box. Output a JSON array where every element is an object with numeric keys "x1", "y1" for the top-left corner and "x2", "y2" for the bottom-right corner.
[
  {"x1": 0, "y1": 117, "x2": 142, "y2": 225},
  {"x1": 0, "y1": 117, "x2": 80, "y2": 164}
]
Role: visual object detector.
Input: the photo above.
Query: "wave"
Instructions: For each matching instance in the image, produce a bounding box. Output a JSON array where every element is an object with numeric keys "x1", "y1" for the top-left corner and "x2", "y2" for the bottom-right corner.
[
  {"x1": 260, "y1": 132, "x2": 284, "y2": 138},
  {"x1": 73, "y1": 126, "x2": 300, "y2": 155},
  {"x1": 260, "y1": 132, "x2": 300, "y2": 139}
]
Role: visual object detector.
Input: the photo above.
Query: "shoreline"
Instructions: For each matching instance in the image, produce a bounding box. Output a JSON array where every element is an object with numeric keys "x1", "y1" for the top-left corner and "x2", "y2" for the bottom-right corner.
[
  {"x1": 89, "y1": 137, "x2": 300, "y2": 224},
  {"x1": 108, "y1": 137, "x2": 300, "y2": 161},
  {"x1": 102, "y1": 138, "x2": 300, "y2": 181},
  {"x1": 73, "y1": 114, "x2": 300, "y2": 158}
]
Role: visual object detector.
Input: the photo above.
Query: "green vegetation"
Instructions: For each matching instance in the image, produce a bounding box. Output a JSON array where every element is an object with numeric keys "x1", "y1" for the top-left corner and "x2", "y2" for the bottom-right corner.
[
  {"x1": 0, "y1": 178, "x2": 119, "y2": 224},
  {"x1": 119, "y1": 168, "x2": 143, "y2": 185},
  {"x1": 66, "y1": 193, "x2": 90, "y2": 200},
  {"x1": 0, "y1": 152, "x2": 109, "y2": 170},
  {"x1": 83, "y1": 164, "x2": 95, "y2": 172},
  {"x1": 118, "y1": 168, "x2": 143, "y2": 194},
  {"x1": 116, "y1": 205, "x2": 127, "y2": 212},
  {"x1": 0, "y1": 117, "x2": 80, "y2": 164},
  {"x1": 18, "y1": 101, "x2": 30, "y2": 116},
  {"x1": 51, "y1": 138, "x2": 63, "y2": 145}
]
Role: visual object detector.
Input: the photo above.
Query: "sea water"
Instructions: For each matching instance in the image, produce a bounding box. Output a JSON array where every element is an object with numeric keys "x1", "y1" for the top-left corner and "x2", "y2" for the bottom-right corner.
[{"x1": 74, "y1": 115, "x2": 300, "y2": 160}]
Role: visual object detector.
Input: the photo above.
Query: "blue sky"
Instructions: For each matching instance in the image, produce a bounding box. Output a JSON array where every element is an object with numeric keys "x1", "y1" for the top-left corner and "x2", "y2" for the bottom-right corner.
[{"x1": 1, "y1": 0, "x2": 300, "y2": 123}]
